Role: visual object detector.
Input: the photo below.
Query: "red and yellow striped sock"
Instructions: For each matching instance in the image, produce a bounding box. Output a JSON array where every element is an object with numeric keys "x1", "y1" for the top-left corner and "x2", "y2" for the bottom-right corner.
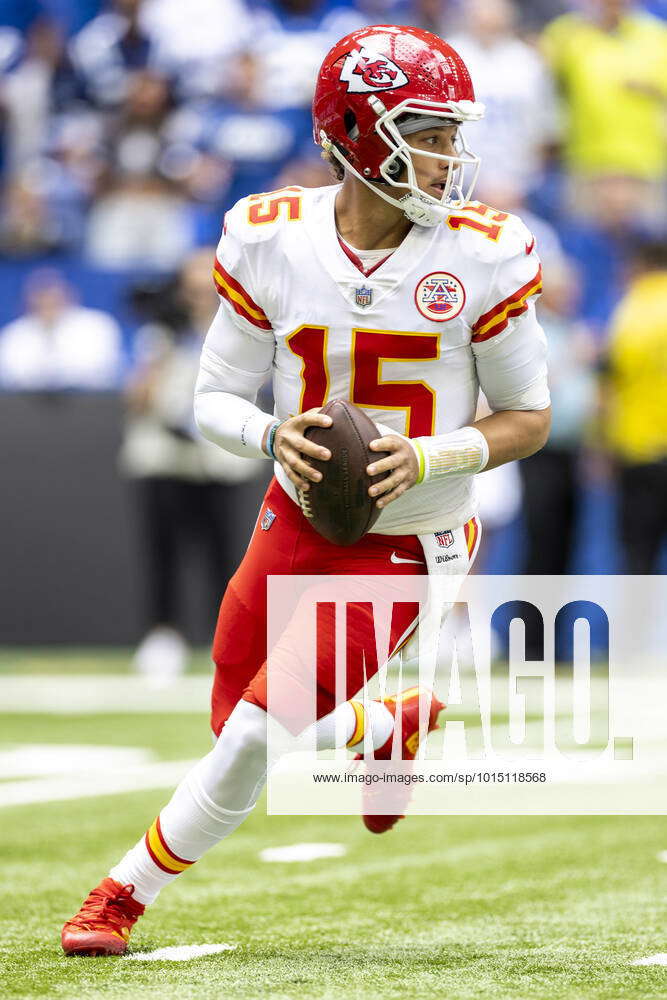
[
  {"x1": 144, "y1": 816, "x2": 195, "y2": 876},
  {"x1": 346, "y1": 700, "x2": 366, "y2": 749}
]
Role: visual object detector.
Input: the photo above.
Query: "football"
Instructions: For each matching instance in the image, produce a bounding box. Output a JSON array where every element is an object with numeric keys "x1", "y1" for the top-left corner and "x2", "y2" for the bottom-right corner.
[{"x1": 299, "y1": 399, "x2": 390, "y2": 546}]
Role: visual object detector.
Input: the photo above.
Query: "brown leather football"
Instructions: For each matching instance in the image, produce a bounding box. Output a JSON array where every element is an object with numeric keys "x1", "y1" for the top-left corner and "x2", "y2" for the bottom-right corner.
[{"x1": 299, "y1": 399, "x2": 390, "y2": 546}]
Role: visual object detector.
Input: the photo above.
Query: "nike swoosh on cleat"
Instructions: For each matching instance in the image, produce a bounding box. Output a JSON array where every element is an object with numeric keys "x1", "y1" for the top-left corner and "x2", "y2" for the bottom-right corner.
[{"x1": 390, "y1": 552, "x2": 425, "y2": 565}]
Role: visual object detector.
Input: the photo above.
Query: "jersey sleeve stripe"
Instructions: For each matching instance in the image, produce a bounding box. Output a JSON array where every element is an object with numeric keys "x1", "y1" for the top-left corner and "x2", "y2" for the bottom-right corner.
[
  {"x1": 214, "y1": 269, "x2": 272, "y2": 329},
  {"x1": 213, "y1": 261, "x2": 272, "y2": 330},
  {"x1": 214, "y1": 260, "x2": 267, "y2": 317},
  {"x1": 471, "y1": 265, "x2": 542, "y2": 343}
]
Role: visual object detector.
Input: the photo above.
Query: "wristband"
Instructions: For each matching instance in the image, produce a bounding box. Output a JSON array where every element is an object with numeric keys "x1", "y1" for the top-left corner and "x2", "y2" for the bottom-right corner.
[
  {"x1": 411, "y1": 426, "x2": 489, "y2": 484},
  {"x1": 266, "y1": 420, "x2": 282, "y2": 460}
]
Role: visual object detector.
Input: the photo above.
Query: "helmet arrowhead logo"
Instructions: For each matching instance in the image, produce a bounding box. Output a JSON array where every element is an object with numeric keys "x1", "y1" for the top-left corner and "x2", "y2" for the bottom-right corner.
[{"x1": 340, "y1": 48, "x2": 409, "y2": 94}]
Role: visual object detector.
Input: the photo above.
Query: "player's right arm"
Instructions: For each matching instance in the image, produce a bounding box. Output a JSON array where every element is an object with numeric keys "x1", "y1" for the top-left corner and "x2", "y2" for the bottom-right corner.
[
  {"x1": 194, "y1": 202, "x2": 331, "y2": 487},
  {"x1": 194, "y1": 300, "x2": 276, "y2": 459}
]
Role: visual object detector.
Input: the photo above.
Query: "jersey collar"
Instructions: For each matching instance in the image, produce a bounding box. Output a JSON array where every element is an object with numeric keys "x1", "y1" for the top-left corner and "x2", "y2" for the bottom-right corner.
[{"x1": 305, "y1": 186, "x2": 439, "y2": 312}]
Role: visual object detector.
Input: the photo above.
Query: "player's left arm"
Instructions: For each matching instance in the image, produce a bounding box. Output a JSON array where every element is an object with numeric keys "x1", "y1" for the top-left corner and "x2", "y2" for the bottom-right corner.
[
  {"x1": 366, "y1": 229, "x2": 551, "y2": 507},
  {"x1": 471, "y1": 406, "x2": 551, "y2": 470},
  {"x1": 469, "y1": 300, "x2": 551, "y2": 470},
  {"x1": 365, "y1": 307, "x2": 551, "y2": 508}
]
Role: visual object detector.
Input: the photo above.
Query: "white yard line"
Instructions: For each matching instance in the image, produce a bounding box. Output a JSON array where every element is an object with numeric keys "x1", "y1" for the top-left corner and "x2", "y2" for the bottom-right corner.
[
  {"x1": 632, "y1": 954, "x2": 667, "y2": 966},
  {"x1": 0, "y1": 744, "x2": 151, "y2": 778},
  {"x1": 259, "y1": 843, "x2": 347, "y2": 863},
  {"x1": 0, "y1": 754, "x2": 197, "y2": 807},
  {"x1": 126, "y1": 943, "x2": 237, "y2": 962},
  {"x1": 0, "y1": 674, "x2": 212, "y2": 713}
]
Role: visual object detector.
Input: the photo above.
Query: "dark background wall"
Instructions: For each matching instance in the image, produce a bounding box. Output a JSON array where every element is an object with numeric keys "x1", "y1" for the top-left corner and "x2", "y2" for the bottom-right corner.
[
  {"x1": 2, "y1": 393, "x2": 657, "y2": 647},
  {"x1": 0, "y1": 393, "x2": 271, "y2": 644}
]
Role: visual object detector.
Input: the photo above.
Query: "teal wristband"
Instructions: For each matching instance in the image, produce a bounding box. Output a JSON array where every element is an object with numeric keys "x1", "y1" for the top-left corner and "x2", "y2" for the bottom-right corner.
[{"x1": 267, "y1": 421, "x2": 281, "y2": 460}]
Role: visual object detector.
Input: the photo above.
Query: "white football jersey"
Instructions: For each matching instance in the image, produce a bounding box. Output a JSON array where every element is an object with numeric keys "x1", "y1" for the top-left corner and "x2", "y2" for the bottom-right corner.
[{"x1": 212, "y1": 184, "x2": 548, "y2": 535}]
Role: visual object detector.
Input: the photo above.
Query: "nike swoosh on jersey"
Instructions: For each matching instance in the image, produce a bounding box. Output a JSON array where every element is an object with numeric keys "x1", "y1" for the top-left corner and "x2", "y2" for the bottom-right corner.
[
  {"x1": 525, "y1": 236, "x2": 535, "y2": 255},
  {"x1": 390, "y1": 552, "x2": 425, "y2": 565}
]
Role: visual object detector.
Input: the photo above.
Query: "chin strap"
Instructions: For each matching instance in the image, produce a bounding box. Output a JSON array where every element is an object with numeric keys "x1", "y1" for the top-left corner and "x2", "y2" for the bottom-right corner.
[
  {"x1": 323, "y1": 135, "x2": 450, "y2": 228},
  {"x1": 399, "y1": 190, "x2": 450, "y2": 227}
]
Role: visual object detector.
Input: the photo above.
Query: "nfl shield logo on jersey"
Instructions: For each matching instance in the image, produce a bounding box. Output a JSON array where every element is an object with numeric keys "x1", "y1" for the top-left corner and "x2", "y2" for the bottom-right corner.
[
  {"x1": 415, "y1": 272, "x2": 466, "y2": 322},
  {"x1": 435, "y1": 529, "x2": 454, "y2": 548},
  {"x1": 261, "y1": 508, "x2": 276, "y2": 531},
  {"x1": 355, "y1": 285, "x2": 373, "y2": 307}
]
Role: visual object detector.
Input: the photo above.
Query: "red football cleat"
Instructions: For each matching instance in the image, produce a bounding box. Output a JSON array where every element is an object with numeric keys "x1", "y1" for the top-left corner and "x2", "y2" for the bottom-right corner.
[
  {"x1": 61, "y1": 878, "x2": 145, "y2": 956},
  {"x1": 357, "y1": 686, "x2": 444, "y2": 834}
]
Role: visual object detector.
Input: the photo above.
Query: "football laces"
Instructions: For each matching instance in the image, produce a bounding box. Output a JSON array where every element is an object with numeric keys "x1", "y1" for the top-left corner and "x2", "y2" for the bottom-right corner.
[{"x1": 298, "y1": 488, "x2": 314, "y2": 519}]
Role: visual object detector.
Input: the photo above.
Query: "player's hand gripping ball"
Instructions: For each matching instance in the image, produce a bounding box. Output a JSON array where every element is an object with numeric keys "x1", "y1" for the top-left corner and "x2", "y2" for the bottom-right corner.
[{"x1": 300, "y1": 399, "x2": 390, "y2": 546}]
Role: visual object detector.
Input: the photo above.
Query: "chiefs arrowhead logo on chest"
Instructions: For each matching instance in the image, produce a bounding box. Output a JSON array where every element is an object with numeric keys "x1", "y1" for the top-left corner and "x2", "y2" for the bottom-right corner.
[
  {"x1": 414, "y1": 271, "x2": 466, "y2": 322},
  {"x1": 340, "y1": 48, "x2": 409, "y2": 93}
]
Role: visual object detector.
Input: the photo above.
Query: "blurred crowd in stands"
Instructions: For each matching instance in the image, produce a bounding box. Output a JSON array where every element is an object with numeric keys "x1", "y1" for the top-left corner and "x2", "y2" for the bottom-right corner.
[{"x1": 0, "y1": 0, "x2": 666, "y2": 663}]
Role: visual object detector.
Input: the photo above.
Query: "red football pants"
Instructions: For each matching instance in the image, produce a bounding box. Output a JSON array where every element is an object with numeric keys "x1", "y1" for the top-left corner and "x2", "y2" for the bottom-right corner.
[{"x1": 210, "y1": 478, "x2": 427, "y2": 736}]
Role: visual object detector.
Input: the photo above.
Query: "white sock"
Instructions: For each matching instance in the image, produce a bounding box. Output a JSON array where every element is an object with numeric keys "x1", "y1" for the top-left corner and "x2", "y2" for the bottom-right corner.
[
  {"x1": 109, "y1": 698, "x2": 396, "y2": 905},
  {"x1": 110, "y1": 701, "x2": 268, "y2": 904},
  {"x1": 300, "y1": 699, "x2": 395, "y2": 753}
]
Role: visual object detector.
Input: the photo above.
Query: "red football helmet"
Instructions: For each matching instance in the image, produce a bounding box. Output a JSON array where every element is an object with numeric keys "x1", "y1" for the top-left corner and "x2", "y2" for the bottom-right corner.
[{"x1": 313, "y1": 25, "x2": 485, "y2": 226}]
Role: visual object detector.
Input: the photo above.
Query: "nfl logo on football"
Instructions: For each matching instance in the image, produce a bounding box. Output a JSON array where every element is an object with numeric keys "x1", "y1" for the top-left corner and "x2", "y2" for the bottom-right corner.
[
  {"x1": 355, "y1": 285, "x2": 373, "y2": 307},
  {"x1": 435, "y1": 529, "x2": 454, "y2": 548}
]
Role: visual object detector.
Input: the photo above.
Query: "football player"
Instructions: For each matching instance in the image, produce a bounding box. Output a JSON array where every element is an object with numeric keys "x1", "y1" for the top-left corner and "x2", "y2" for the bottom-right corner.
[{"x1": 62, "y1": 25, "x2": 551, "y2": 956}]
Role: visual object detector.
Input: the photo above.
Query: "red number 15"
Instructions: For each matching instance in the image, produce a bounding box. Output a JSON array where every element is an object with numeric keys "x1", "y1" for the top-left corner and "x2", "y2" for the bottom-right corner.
[{"x1": 286, "y1": 326, "x2": 439, "y2": 437}]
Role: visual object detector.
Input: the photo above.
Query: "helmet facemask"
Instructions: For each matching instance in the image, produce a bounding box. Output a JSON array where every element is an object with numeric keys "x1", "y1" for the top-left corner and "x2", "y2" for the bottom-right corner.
[{"x1": 322, "y1": 96, "x2": 484, "y2": 228}]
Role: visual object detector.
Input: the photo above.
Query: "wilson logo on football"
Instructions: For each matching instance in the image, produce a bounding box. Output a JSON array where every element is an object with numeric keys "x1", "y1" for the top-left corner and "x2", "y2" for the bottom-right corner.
[
  {"x1": 339, "y1": 48, "x2": 409, "y2": 94},
  {"x1": 414, "y1": 272, "x2": 466, "y2": 323}
]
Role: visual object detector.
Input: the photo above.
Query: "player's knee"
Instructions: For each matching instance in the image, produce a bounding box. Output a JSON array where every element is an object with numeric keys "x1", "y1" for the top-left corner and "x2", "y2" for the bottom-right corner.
[
  {"x1": 238, "y1": 723, "x2": 268, "y2": 765},
  {"x1": 225, "y1": 700, "x2": 268, "y2": 764}
]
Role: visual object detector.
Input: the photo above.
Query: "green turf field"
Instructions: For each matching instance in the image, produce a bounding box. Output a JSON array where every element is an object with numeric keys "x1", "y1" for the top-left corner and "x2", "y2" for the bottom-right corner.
[{"x1": 1, "y1": 651, "x2": 666, "y2": 1000}]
